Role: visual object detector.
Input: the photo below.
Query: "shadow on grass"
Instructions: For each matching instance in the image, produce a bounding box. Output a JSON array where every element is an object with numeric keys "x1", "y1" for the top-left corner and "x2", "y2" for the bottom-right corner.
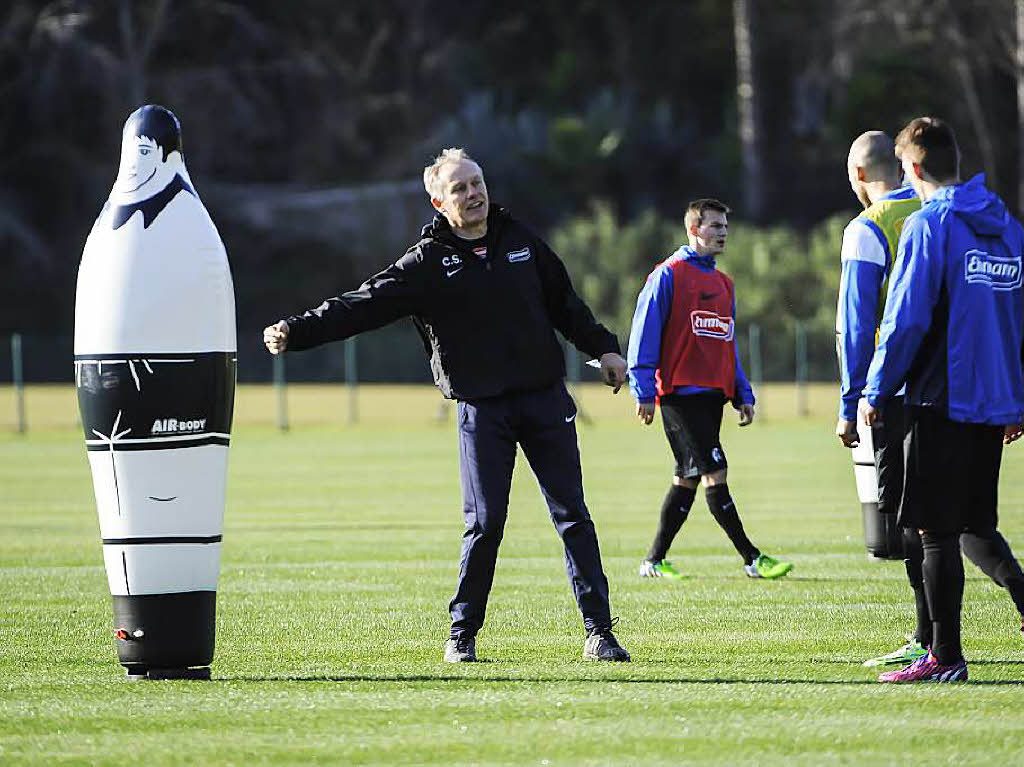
[
  {"x1": 239, "y1": 521, "x2": 444, "y2": 532},
  {"x1": 216, "y1": 673, "x2": 1023, "y2": 686},
  {"x1": 813, "y1": 659, "x2": 1024, "y2": 666},
  {"x1": 658, "y1": 576, "x2": 907, "y2": 584}
]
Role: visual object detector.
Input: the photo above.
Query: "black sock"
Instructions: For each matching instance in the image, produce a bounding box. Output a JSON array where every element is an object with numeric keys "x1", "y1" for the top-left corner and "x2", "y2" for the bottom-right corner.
[
  {"x1": 961, "y1": 530, "x2": 1024, "y2": 617},
  {"x1": 921, "y1": 531, "x2": 964, "y2": 665},
  {"x1": 647, "y1": 484, "x2": 696, "y2": 562},
  {"x1": 705, "y1": 484, "x2": 759, "y2": 566},
  {"x1": 903, "y1": 527, "x2": 932, "y2": 647}
]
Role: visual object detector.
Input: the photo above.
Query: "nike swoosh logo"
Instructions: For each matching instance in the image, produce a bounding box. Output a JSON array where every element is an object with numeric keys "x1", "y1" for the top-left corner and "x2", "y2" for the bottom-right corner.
[
  {"x1": 446, "y1": 267, "x2": 464, "y2": 278},
  {"x1": 565, "y1": 413, "x2": 576, "y2": 423}
]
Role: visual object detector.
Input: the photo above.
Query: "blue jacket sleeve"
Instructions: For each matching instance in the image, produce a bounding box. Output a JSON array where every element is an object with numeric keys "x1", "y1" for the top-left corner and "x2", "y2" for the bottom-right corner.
[
  {"x1": 837, "y1": 259, "x2": 885, "y2": 420},
  {"x1": 731, "y1": 296, "x2": 755, "y2": 407},
  {"x1": 627, "y1": 266, "x2": 673, "y2": 402},
  {"x1": 864, "y1": 215, "x2": 942, "y2": 405}
]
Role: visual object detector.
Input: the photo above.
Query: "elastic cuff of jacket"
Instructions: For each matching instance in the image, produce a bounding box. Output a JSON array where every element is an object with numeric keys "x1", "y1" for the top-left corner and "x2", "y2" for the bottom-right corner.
[
  {"x1": 839, "y1": 406, "x2": 858, "y2": 421},
  {"x1": 637, "y1": 397, "x2": 656, "y2": 404},
  {"x1": 283, "y1": 317, "x2": 307, "y2": 351},
  {"x1": 865, "y1": 394, "x2": 883, "y2": 409}
]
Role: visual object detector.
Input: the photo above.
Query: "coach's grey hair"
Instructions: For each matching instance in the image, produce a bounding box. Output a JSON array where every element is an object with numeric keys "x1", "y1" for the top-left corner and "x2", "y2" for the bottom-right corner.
[{"x1": 423, "y1": 147, "x2": 477, "y2": 199}]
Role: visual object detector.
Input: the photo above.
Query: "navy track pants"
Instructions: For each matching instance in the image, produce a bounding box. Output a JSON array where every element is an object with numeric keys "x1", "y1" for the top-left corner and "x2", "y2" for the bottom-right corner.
[{"x1": 448, "y1": 381, "x2": 612, "y2": 637}]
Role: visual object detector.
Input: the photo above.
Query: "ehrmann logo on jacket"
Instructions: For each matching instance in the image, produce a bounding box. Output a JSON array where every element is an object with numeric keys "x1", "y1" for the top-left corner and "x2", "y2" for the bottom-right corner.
[
  {"x1": 964, "y1": 249, "x2": 1022, "y2": 291},
  {"x1": 690, "y1": 311, "x2": 734, "y2": 340},
  {"x1": 507, "y1": 247, "x2": 531, "y2": 263}
]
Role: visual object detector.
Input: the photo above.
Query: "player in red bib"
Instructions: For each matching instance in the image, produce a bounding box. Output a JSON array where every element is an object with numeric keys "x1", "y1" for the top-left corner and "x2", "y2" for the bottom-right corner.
[{"x1": 627, "y1": 198, "x2": 793, "y2": 581}]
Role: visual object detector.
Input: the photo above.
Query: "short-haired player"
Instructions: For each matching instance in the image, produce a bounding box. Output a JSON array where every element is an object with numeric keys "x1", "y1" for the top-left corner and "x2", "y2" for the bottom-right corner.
[{"x1": 628, "y1": 199, "x2": 792, "y2": 581}]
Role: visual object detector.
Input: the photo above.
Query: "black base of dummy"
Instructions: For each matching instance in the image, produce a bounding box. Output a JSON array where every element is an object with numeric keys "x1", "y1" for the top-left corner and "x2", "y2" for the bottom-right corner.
[
  {"x1": 126, "y1": 666, "x2": 212, "y2": 681},
  {"x1": 862, "y1": 502, "x2": 903, "y2": 560},
  {"x1": 113, "y1": 591, "x2": 216, "y2": 672}
]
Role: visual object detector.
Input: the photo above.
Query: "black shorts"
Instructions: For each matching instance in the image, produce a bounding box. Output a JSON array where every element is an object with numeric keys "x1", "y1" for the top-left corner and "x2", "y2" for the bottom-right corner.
[
  {"x1": 899, "y1": 405, "x2": 1003, "y2": 535},
  {"x1": 660, "y1": 392, "x2": 729, "y2": 480},
  {"x1": 873, "y1": 397, "x2": 906, "y2": 517}
]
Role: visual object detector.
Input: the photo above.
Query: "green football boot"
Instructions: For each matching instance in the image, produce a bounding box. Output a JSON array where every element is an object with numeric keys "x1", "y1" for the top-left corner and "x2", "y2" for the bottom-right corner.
[
  {"x1": 743, "y1": 553, "x2": 793, "y2": 579},
  {"x1": 639, "y1": 559, "x2": 686, "y2": 580},
  {"x1": 862, "y1": 638, "x2": 928, "y2": 667}
]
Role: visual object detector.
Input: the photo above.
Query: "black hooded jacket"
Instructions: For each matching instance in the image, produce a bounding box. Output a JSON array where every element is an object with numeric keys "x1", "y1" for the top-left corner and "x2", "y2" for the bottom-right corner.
[{"x1": 285, "y1": 205, "x2": 620, "y2": 400}]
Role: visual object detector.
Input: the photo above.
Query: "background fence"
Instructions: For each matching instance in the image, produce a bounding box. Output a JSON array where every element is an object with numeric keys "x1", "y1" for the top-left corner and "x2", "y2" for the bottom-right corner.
[
  {"x1": 2, "y1": 324, "x2": 837, "y2": 433},
  {"x1": 2, "y1": 322, "x2": 834, "y2": 386}
]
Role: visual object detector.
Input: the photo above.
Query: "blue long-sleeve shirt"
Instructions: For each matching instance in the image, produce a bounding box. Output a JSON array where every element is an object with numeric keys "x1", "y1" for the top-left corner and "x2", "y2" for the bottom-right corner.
[
  {"x1": 865, "y1": 175, "x2": 1024, "y2": 425},
  {"x1": 836, "y1": 185, "x2": 917, "y2": 420},
  {"x1": 627, "y1": 246, "x2": 755, "y2": 407}
]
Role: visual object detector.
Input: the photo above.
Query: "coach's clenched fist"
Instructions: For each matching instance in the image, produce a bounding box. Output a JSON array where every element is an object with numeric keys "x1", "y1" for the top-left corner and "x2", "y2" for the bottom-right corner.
[{"x1": 263, "y1": 320, "x2": 289, "y2": 354}]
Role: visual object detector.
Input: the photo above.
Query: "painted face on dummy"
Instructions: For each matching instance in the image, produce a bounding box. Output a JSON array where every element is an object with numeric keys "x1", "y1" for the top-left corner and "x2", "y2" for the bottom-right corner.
[
  {"x1": 433, "y1": 160, "x2": 489, "y2": 234},
  {"x1": 116, "y1": 135, "x2": 164, "y2": 195},
  {"x1": 692, "y1": 210, "x2": 728, "y2": 257}
]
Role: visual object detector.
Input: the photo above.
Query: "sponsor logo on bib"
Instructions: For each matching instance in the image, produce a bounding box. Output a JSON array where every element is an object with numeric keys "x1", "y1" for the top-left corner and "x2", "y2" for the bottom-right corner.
[
  {"x1": 964, "y1": 249, "x2": 1022, "y2": 291},
  {"x1": 690, "y1": 310, "x2": 734, "y2": 341}
]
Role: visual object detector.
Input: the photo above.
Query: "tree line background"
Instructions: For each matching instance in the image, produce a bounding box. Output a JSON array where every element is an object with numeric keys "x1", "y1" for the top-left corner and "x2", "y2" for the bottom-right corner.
[{"x1": 3, "y1": 0, "x2": 1023, "y2": 382}]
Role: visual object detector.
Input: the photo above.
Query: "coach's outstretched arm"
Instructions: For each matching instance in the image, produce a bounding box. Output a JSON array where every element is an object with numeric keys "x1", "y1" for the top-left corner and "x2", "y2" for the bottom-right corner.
[
  {"x1": 534, "y1": 238, "x2": 627, "y2": 391},
  {"x1": 263, "y1": 250, "x2": 427, "y2": 355}
]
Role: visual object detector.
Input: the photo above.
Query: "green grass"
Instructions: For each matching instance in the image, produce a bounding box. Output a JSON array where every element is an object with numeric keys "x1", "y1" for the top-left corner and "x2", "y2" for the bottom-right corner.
[{"x1": 3, "y1": 384, "x2": 1024, "y2": 764}]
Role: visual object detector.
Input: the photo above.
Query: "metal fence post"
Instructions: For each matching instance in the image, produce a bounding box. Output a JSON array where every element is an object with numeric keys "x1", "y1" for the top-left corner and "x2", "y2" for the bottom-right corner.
[
  {"x1": 748, "y1": 323, "x2": 763, "y2": 419},
  {"x1": 12, "y1": 333, "x2": 25, "y2": 434},
  {"x1": 563, "y1": 339, "x2": 591, "y2": 425},
  {"x1": 795, "y1": 320, "x2": 809, "y2": 416},
  {"x1": 748, "y1": 324, "x2": 762, "y2": 386},
  {"x1": 273, "y1": 352, "x2": 289, "y2": 431},
  {"x1": 345, "y1": 337, "x2": 358, "y2": 424}
]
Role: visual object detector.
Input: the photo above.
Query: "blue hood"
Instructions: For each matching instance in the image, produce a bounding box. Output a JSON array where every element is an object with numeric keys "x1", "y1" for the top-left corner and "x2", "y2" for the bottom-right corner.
[
  {"x1": 671, "y1": 245, "x2": 717, "y2": 271},
  {"x1": 934, "y1": 174, "x2": 1009, "y2": 237}
]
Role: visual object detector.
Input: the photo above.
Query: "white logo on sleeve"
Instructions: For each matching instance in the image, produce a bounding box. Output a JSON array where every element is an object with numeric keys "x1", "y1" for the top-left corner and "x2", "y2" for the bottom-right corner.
[
  {"x1": 965, "y1": 250, "x2": 1022, "y2": 291},
  {"x1": 507, "y1": 247, "x2": 532, "y2": 263},
  {"x1": 711, "y1": 447, "x2": 724, "y2": 464}
]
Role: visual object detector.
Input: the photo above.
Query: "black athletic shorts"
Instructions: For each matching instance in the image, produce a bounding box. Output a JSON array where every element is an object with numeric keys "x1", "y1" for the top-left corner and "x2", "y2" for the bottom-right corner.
[
  {"x1": 899, "y1": 405, "x2": 1003, "y2": 535},
  {"x1": 659, "y1": 392, "x2": 729, "y2": 479},
  {"x1": 873, "y1": 397, "x2": 906, "y2": 517}
]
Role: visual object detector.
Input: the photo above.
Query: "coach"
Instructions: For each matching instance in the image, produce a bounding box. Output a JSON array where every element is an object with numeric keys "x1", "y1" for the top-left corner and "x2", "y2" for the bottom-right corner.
[
  {"x1": 864, "y1": 118, "x2": 1024, "y2": 683},
  {"x1": 263, "y1": 148, "x2": 630, "y2": 664}
]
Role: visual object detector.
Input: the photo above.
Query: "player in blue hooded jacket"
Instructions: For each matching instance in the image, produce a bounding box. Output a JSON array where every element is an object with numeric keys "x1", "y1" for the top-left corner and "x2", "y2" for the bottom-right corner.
[
  {"x1": 835, "y1": 131, "x2": 1024, "y2": 670},
  {"x1": 864, "y1": 118, "x2": 1024, "y2": 683}
]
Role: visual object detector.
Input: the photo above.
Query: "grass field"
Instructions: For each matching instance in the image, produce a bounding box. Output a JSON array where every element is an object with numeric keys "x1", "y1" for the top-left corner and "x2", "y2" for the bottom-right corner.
[{"x1": 3, "y1": 383, "x2": 1024, "y2": 765}]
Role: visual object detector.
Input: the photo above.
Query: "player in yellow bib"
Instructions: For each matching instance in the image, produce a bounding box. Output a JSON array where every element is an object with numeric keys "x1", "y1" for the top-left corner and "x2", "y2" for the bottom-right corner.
[{"x1": 836, "y1": 130, "x2": 1024, "y2": 668}]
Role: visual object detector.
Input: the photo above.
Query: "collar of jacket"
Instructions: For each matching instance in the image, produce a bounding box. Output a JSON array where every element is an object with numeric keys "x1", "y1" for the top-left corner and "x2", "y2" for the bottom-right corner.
[
  {"x1": 423, "y1": 204, "x2": 509, "y2": 256},
  {"x1": 672, "y1": 245, "x2": 717, "y2": 271}
]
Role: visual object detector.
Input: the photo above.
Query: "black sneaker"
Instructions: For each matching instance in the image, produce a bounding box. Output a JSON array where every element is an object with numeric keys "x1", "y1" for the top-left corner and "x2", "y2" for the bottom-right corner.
[
  {"x1": 443, "y1": 636, "x2": 477, "y2": 663},
  {"x1": 583, "y1": 621, "x2": 630, "y2": 662}
]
